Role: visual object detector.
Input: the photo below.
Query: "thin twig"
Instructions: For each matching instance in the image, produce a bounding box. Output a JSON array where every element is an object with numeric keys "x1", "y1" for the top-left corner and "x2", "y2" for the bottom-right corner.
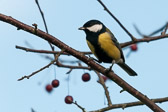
[
  {"x1": 18, "y1": 49, "x2": 65, "y2": 81},
  {"x1": 35, "y1": 0, "x2": 48, "y2": 33},
  {"x1": 97, "y1": 0, "x2": 136, "y2": 41},
  {"x1": 56, "y1": 61, "x2": 92, "y2": 70},
  {"x1": 17, "y1": 58, "x2": 55, "y2": 81},
  {"x1": 40, "y1": 55, "x2": 92, "y2": 70},
  {"x1": 161, "y1": 23, "x2": 168, "y2": 35},
  {"x1": 31, "y1": 108, "x2": 36, "y2": 112},
  {"x1": 16, "y1": 45, "x2": 92, "y2": 55},
  {"x1": 120, "y1": 34, "x2": 168, "y2": 48},
  {"x1": 35, "y1": 0, "x2": 55, "y2": 56},
  {"x1": 134, "y1": 23, "x2": 168, "y2": 37},
  {"x1": 73, "y1": 101, "x2": 86, "y2": 112},
  {"x1": 16, "y1": 45, "x2": 92, "y2": 70},
  {"x1": 90, "y1": 97, "x2": 168, "y2": 112},
  {"x1": 149, "y1": 23, "x2": 167, "y2": 36},
  {"x1": 94, "y1": 71, "x2": 112, "y2": 106},
  {"x1": 133, "y1": 24, "x2": 144, "y2": 36},
  {"x1": 59, "y1": 59, "x2": 81, "y2": 64},
  {"x1": 66, "y1": 69, "x2": 73, "y2": 74}
]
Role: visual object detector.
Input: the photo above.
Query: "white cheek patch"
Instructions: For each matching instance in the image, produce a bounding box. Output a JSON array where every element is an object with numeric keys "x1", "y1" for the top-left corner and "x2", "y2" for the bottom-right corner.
[{"x1": 87, "y1": 24, "x2": 103, "y2": 32}]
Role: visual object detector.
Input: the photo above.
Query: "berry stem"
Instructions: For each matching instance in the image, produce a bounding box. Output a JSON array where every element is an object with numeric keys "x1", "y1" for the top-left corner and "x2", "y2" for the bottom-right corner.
[
  {"x1": 67, "y1": 74, "x2": 70, "y2": 95},
  {"x1": 53, "y1": 65, "x2": 56, "y2": 79}
]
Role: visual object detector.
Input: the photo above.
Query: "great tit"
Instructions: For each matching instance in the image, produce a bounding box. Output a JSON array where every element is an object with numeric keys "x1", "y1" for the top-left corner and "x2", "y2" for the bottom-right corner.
[{"x1": 79, "y1": 20, "x2": 137, "y2": 76}]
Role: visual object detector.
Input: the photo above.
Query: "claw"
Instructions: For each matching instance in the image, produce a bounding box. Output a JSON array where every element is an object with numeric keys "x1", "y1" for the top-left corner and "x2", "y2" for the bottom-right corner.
[
  {"x1": 105, "y1": 68, "x2": 114, "y2": 73},
  {"x1": 105, "y1": 68, "x2": 111, "y2": 73},
  {"x1": 105, "y1": 60, "x2": 116, "y2": 73},
  {"x1": 109, "y1": 60, "x2": 116, "y2": 70}
]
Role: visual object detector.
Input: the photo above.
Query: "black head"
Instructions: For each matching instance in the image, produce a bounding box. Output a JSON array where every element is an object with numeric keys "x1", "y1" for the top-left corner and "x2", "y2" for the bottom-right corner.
[{"x1": 79, "y1": 20, "x2": 106, "y2": 34}]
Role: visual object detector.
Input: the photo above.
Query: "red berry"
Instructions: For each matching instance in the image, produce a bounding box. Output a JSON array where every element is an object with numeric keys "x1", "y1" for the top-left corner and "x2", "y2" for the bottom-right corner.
[
  {"x1": 102, "y1": 75, "x2": 108, "y2": 82},
  {"x1": 82, "y1": 73, "x2": 91, "y2": 82},
  {"x1": 51, "y1": 79, "x2": 59, "y2": 88},
  {"x1": 130, "y1": 44, "x2": 138, "y2": 51},
  {"x1": 45, "y1": 84, "x2": 53, "y2": 93},
  {"x1": 65, "y1": 95, "x2": 73, "y2": 104}
]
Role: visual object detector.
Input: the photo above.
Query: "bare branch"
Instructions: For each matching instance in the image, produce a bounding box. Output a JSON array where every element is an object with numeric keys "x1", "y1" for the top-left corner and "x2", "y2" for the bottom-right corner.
[
  {"x1": 39, "y1": 54, "x2": 92, "y2": 70},
  {"x1": 120, "y1": 34, "x2": 168, "y2": 48},
  {"x1": 73, "y1": 101, "x2": 86, "y2": 112},
  {"x1": 161, "y1": 23, "x2": 168, "y2": 35},
  {"x1": 97, "y1": 0, "x2": 136, "y2": 41},
  {"x1": 0, "y1": 13, "x2": 165, "y2": 112},
  {"x1": 18, "y1": 49, "x2": 65, "y2": 81},
  {"x1": 35, "y1": 0, "x2": 55, "y2": 56},
  {"x1": 95, "y1": 71, "x2": 112, "y2": 106},
  {"x1": 66, "y1": 69, "x2": 73, "y2": 74},
  {"x1": 31, "y1": 108, "x2": 36, "y2": 112},
  {"x1": 133, "y1": 24, "x2": 144, "y2": 36},
  {"x1": 56, "y1": 61, "x2": 92, "y2": 70},
  {"x1": 16, "y1": 45, "x2": 92, "y2": 55},
  {"x1": 16, "y1": 45, "x2": 92, "y2": 70},
  {"x1": 149, "y1": 23, "x2": 167, "y2": 36},
  {"x1": 134, "y1": 23, "x2": 168, "y2": 37},
  {"x1": 35, "y1": 0, "x2": 48, "y2": 33},
  {"x1": 90, "y1": 97, "x2": 168, "y2": 112}
]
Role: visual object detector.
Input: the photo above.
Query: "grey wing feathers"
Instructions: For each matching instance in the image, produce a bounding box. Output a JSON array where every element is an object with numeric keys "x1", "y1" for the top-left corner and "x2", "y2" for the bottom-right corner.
[{"x1": 106, "y1": 28, "x2": 125, "y2": 62}]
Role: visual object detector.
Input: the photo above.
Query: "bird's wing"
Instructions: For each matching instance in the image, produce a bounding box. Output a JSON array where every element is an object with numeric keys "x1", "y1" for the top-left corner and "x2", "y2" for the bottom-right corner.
[{"x1": 106, "y1": 28, "x2": 125, "y2": 62}]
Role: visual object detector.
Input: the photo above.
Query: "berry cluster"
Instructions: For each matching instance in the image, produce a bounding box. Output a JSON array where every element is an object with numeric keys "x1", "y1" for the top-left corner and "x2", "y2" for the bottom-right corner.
[
  {"x1": 45, "y1": 73, "x2": 107, "y2": 104},
  {"x1": 45, "y1": 79, "x2": 60, "y2": 93}
]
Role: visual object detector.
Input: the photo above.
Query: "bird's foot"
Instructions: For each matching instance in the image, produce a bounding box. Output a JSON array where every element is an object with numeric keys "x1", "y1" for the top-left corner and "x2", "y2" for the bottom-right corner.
[
  {"x1": 105, "y1": 67, "x2": 114, "y2": 74},
  {"x1": 104, "y1": 60, "x2": 115, "y2": 73}
]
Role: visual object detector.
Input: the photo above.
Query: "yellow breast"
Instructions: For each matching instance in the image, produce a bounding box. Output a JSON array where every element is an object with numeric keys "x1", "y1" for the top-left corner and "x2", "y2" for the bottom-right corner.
[
  {"x1": 98, "y1": 32, "x2": 121, "y2": 61},
  {"x1": 86, "y1": 40, "x2": 98, "y2": 59}
]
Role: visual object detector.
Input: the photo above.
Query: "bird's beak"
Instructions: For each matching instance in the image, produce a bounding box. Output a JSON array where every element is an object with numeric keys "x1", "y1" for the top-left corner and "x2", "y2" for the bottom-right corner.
[{"x1": 78, "y1": 27, "x2": 85, "y2": 30}]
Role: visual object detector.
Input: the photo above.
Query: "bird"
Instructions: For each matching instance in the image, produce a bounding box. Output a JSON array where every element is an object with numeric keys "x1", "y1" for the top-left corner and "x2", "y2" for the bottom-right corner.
[{"x1": 79, "y1": 20, "x2": 137, "y2": 76}]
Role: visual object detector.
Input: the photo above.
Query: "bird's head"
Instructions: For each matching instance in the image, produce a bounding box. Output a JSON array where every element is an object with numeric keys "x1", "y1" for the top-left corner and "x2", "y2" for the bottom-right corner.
[{"x1": 79, "y1": 20, "x2": 106, "y2": 35}]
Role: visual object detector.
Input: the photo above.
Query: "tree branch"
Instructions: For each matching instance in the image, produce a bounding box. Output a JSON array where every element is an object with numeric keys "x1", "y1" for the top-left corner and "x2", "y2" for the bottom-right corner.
[
  {"x1": 35, "y1": 0, "x2": 48, "y2": 33},
  {"x1": 73, "y1": 101, "x2": 86, "y2": 112},
  {"x1": 95, "y1": 71, "x2": 112, "y2": 106},
  {"x1": 90, "y1": 97, "x2": 168, "y2": 112},
  {"x1": 39, "y1": 54, "x2": 92, "y2": 70},
  {"x1": 35, "y1": 0, "x2": 55, "y2": 57},
  {"x1": 56, "y1": 61, "x2": 92, "y2": 70},
  {"x1": 18, "y1": 49, "x2": 65, "y2": 81},
  {"x1": 149, "y1": 23, "x2": 167, "y2": 36},
  {"x1": 120, "y1": 34, "x2": 168, "y2": 48},
  {"x1": 0, "y1": 13, "x2": 165, "y2": 112},
  {"x1": 15, "y1": 45, "x2": 92, "y2": 55},
  {"x1": 97, "y1": 0, "x2": 136, "y2": 41}
]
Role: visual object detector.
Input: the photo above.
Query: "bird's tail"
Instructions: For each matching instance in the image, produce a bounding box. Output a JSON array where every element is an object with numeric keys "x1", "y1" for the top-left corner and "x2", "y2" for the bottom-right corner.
[{"x1": 118, "y1": 63, "x2": 137, "y2": 76}]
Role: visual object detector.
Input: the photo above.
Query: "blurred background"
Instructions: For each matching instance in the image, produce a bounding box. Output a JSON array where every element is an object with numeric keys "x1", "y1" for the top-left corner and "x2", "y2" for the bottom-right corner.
[{"x1": 0, "y1": 0, "x2": 168, "y2": 112}]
